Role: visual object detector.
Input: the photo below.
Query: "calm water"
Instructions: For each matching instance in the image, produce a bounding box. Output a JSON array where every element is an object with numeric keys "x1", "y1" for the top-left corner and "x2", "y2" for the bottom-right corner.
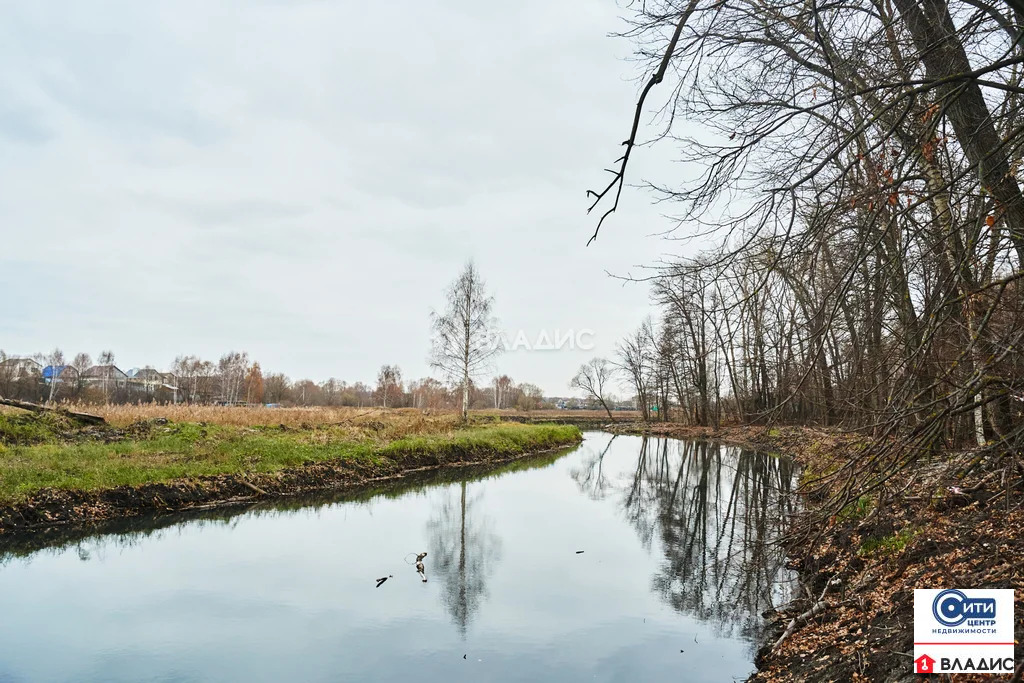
[{"x1": 0, "y1": 433, "x2": 797, "y2": 682}]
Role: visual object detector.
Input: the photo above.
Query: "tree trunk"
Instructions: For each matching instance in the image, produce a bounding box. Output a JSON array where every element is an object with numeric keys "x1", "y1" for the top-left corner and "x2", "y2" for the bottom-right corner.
[
  {"x1": 0, "y1": 397, "x2": 106, "y2": 425},
  {"x1": 893, "y1": 0, "x2": 1024, "y2": 265}
]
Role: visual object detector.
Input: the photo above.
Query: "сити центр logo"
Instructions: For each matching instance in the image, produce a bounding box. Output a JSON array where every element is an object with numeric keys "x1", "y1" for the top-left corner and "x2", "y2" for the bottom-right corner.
[
  {"x1": 914, "y1": 589, "x2": 1015, "y2": 675},
  {"x1": 932, "y1": 589, "x2": 997, "y2": 627}
]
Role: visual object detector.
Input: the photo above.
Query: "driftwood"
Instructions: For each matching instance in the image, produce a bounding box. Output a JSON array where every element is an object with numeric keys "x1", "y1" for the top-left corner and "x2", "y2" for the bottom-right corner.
[
  {"x1": 0, "y1": 397, "x2": 106, "y2": 425},
  {"x1": 772, "y1": 578, "x2": 836, "y2": 653},
  {"x1": 239, "y1": 480, "x2": 268, "y2": 496}
]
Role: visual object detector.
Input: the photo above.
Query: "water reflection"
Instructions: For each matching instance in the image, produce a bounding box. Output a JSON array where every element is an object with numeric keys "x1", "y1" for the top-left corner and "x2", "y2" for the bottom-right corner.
[
  {"x1": 0, "y1": 433, "x2": 796, "y2": 683},
  {"x1": 0, "y1": 452, "x2": 566, "y2": 567},
  {"x1": 426, "y1": 480, "x2": 502, "y2": 635},
  {"x1": 572, "y1": 435, "x2": 796, "y2": 640}
]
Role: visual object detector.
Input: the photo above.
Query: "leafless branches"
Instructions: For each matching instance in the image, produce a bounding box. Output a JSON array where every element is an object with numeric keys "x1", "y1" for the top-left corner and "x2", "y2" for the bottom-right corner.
[
  {"x1": 595, "y1": 0, "x2": 1024, "y2": 506},
  {"x1": 585, "y1": 0, "x2": 701, "y2": 246}
]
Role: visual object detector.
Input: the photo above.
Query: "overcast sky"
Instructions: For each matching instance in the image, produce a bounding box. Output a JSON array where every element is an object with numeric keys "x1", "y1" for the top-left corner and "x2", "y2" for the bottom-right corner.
[{"x1": 0, "y1": 0, "x2": 696, "y2": 396}]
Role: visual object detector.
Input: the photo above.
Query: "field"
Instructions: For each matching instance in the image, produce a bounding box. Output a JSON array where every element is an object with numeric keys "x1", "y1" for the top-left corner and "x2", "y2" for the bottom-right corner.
[
  {"x1": 0, "y1": 405, "x2": 583, "y2": 508},
  {"x1": 11, "y1": 403, "x2": 634, "y2": 429}
]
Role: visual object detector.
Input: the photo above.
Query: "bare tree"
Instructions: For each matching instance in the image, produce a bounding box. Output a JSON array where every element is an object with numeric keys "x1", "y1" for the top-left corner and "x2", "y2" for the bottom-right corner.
[
  {"x1": 492, "y1": 375, "x2": 514, "y2": 409},
  {"x1": 218, "y1": 351, "x2": 249, "y2": 404},
  {"x1": 411, "y1": 377, "x2": 449, "y2": 411},
  {"x1": 97, "y1": 350, "x2": 115, "y2": 402},
  {"x1": 376, "y1": 364, "x2": 403, "y2": 408},
  {"x1": 262, "y1": 372, "x2": 291, "y2": 404},
  {"x1": 583, "y1": 0, "x2": 1024, "y2": 508},
  {"x1": 515, "y1": 383, "x2": 544, "y2": 412},
  {"x1": 245, "y1": 363, "x2": 264, "y2": 405},
  {"x1": 571, "y1": 358, "x2": 617, "y2": 420},
  {"x1": 45, "y1": 347, "x2": 65, "y2": 402},
  {"x1": 430, "y1": 261, "x2": 501, "y2": 421},
  {"x1": 617, "y1": 321, "x2": 656, "y2": 421}
]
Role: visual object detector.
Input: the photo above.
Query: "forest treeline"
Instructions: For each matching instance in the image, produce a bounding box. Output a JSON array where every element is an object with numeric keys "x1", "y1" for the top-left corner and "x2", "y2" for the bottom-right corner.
[
  {"x1": 584, "y1": 0, "x2": 1024, "y2": 471},
  {"x1": 0, "y1": 348, "x2": 550, "y2": 412}
]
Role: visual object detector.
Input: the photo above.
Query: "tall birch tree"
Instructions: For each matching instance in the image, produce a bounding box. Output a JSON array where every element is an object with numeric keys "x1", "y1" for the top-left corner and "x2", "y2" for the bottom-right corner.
[{"x1": 430, "y1": 262, "x2": 500, "y2": 422}]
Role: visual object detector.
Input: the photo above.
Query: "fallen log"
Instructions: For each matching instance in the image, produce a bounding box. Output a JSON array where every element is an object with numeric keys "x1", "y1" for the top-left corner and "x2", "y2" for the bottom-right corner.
[
  {"x1": 771, "y1": 577, "x2": 838, "y2": 653},
  {"x1": 240, "y1": 480, "x2": 268, "y2": 496},
  {"x1": 0, "y1": 397, "x2": 106, "y2": 425}
]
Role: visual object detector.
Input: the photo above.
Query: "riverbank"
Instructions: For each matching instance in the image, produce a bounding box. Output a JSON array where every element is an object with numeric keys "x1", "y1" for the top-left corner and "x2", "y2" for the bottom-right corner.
[
  {"x1": 753, "y1": 436, "x2": 1023, "y2": 682},
  {"x1": 0, "y1": 409, "x2": 581, "y2": 532},
  {"x1": 603, "y1": 420, "x2": 1024, "y2": 682}
]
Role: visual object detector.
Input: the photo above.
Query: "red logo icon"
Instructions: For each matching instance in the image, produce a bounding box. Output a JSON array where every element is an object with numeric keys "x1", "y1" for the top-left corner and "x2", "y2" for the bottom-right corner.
[{"x1": 916, "y1": 654, "x2": 936, "y2": 673}]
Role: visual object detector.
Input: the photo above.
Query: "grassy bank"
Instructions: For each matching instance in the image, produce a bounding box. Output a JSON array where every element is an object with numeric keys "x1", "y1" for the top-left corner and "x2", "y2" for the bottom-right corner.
[{"x1": 0, "y1": 409, "x2": 581, "y2": 528}]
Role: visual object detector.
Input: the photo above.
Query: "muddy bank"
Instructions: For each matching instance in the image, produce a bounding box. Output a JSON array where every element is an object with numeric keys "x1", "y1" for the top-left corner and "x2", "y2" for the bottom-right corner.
[{"x1": 0, "y1": 435, "x2": 582, "y2": 534}]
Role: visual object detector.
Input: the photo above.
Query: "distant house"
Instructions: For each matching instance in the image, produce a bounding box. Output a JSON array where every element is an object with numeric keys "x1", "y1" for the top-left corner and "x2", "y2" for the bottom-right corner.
[
  {"x1": 127, "y1": 367, "x2": 175, "y2": 384},
  {"x1": 0, "y1": 357, "x2": 42, "y2": 378},
  {"x1": 81, "y1": 365, "x2": 129, "y2": 387},
  {"x1": 0, "y1": 358, "x2": 44, "y2": 400},
  {"x1": 127, "y1": 367, "x2": 178, "y2": 394},
  {"x1": 42, "y1": 365, "x2": 80, "y2": 383}
]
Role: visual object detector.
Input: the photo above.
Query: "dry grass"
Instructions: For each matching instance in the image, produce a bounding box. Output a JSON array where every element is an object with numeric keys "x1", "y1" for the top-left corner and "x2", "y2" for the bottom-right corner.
[
  {"x1": 479, "y1": 408, "x2": 639, "y2": 421},
  {"x1": 63, "y1": 403, "x2": 461, "y2": 432},
  {"x1": 53, "y1": 404, "x2": 634, "y2": 429}
]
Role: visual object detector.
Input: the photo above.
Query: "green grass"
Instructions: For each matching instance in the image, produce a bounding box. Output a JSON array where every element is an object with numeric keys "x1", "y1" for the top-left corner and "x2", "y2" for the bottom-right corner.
[
  {"x1": 0, "y1": 419, "x2": 581, "y2": 504},
  {"x1": 0, "y1": 411, "x2": 73, "y2": 446},
  {"x1": 837, "y1": 495, "x2": 875, "y2": 522},
  {"x1": 859, "y1": 527, "x2": 917, "y2": 556}
]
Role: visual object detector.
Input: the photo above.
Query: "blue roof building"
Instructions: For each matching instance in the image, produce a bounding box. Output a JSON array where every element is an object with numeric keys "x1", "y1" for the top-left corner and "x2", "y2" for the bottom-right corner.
[{"x1": 42, "y1": 365, "x2": 79, "y2": 381}]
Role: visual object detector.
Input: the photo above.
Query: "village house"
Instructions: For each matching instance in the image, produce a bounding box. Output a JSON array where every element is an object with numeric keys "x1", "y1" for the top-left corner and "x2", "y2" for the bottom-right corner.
[
  {"x1": 42, "y1": 365, "x2": 80, "y2": 384},
  {"x1": 81, "y1": 364, "x2": 129, "y2": 387},
  {"x1": 0, "y1": 357, "x2": 42, "y2": 378},
  {"x1": 127, "y1": 367, "x2": 179, "y2": 398}
]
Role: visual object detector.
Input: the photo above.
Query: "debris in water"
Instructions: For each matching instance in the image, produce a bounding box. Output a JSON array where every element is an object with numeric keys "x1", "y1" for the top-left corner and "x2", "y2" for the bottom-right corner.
[
  {"x1": 463, "y1": 654, "x2": 467, "y2": 660},
  {"x1": 376, "y1": 575, "x2": 392, "y2": 588},
  {"x1": 575, "y1": 550, "x2": 584, "y2": 554}
]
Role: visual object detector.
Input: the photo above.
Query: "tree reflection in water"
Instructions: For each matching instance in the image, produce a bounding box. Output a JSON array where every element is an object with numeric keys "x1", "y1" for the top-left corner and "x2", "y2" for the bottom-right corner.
[
  {"x1": 425, "y1": 480, "x2": 502, "y2": 637},
  {"x1": 572, "y1": 435, "x2": 797, "y2": 642}
]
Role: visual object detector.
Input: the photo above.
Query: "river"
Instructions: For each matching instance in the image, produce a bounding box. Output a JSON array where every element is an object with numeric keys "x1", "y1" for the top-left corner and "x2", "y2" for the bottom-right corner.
[{"x1": 0, "y1": 432, "x2": 797, "y2": 682}]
